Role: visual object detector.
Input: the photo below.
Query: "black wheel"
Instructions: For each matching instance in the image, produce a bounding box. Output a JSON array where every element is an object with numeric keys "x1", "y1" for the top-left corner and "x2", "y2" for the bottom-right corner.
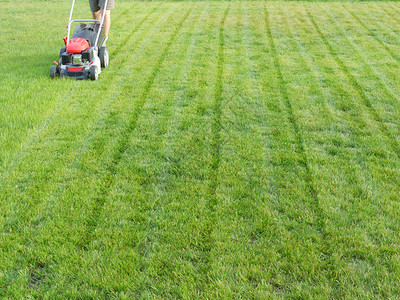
[
  {"x1": 89, "y1": 65, "x2": 98, "y2": 81},
  {"x1": 59, "y1": 46, "x2": 66, "y2": 58},
  {"x1": 99, "y1": 46, "x2": 109, "y2": 68},
  {"x1": 50, "y1": 65, "x2": 58, "y2": 79}
]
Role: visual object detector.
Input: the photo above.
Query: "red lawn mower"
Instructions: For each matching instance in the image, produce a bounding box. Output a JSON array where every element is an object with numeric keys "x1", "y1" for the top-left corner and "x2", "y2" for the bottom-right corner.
[{"x1": 50, "y1": 0, "x2": 109, "y2": 80}]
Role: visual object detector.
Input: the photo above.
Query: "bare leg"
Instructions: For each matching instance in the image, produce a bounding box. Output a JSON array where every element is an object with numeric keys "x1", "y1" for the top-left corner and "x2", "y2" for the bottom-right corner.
[
  {"x1": 92, "y1": 10, "x2": 100, "y2": 20},
  {"x1": 92, "y1": 9, "x2": 111, "y2": 37},
  {"x1": 103, "y1": 10, "x2": 111, "y2": 38}
]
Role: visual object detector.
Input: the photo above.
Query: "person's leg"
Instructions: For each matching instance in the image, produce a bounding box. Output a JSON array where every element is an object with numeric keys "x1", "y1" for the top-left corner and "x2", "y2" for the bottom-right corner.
[
  {"x1": 92, "y1": 10, "x2": 100, "y2": 20},
  {"x1": 89, "y1": 0, "x2": 100, "y2": 18},
  {"x1": 103, "y1": 9, "x2": 111, "y2": 38},
  {"x1": 98, "y1": 0, "x2": 113, "y2": 38},
  {"x1": 92, "y1": 9, "x2": 110, "y2": 37}
]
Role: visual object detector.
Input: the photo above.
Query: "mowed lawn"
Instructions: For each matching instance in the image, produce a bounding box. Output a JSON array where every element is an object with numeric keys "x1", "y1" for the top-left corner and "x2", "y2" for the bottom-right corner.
[{"x1": 1, "y1": 0, "x2": 400, "y2": 297}]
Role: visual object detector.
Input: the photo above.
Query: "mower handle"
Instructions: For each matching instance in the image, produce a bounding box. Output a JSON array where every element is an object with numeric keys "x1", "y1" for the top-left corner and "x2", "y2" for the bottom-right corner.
[
  {"x1": 94, "y1": 0, "x2": 109, "y2": 47},
  {"x1": 69, "y1": 0, "x2": 76, "y2": 26},
  {"x1": 67, "y1": 0, "x2": 108, "y2": 49},
  {"x1": 67, "y1": 19, "x2": 101, "y2": 43}
]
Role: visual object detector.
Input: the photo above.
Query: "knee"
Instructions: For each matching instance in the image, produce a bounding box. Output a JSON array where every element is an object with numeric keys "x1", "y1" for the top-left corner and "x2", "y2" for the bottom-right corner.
[{"x1": 93, "y1": 10, "x2": 100, "y2": 19}]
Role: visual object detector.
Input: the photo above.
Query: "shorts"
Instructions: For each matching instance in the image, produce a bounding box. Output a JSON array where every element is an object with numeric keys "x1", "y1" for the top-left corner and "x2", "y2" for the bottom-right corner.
[{"x1": 89, "y1": 0, "x2": 114, "y2": 12}]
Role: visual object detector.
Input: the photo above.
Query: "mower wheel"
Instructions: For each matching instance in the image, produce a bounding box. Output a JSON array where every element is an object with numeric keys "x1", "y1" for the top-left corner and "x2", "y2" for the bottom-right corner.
[
  {"x1": 60, "y1": 46, "x2": 67, "y2": 58},
  {"x1": 89, "y1": 65, "x2": 98, "y2": 81},
  {"x1": 99, "y1": 46, "x2": 109, "y2": 68},
  {"x1": 50, "y1": 65, "x2": 58, "y2": 79}
]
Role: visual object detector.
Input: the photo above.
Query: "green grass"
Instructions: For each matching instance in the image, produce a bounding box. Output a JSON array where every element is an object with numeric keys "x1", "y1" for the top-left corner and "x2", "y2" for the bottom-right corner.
[{"x1": 1, "y1": 0, "x2": 400, "y2": 297}]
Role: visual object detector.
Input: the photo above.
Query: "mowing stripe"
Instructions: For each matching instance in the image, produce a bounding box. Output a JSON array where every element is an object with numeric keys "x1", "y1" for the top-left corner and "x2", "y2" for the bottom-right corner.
[
  {"x1": 77, "y1": 7, "x2": 194, "y2": 252},
  {"x1": 306, "y1": 8, "x2": 400, "y2": 159},
  {"x1": 295, "y1": 5, "x2": 392, "y2": 177},
  {"x1": 280, "y1": 5, "x2": 337, "y2": 121},
  {"x1": 0, "y1": 83, "x2": 80, "y2": 173},
  {"x1": 286, "y1": 7, "x2": 400, "y2": 295},
  {"x1": 278, "y1": 4, "x2": 335, "y2": 203},
  {"x1": 242, "y1": 2, "x2": 282, "y2": 225},
  {"x1": 282, "y1": 7, "x2": 362, "y2": 154},
  {"x1": 159, "y1": 4, "x2": 211, "y2": 173},
  {"x1": 138, "y1": 2, "x2": 206, "y2": 258},
  {"x1": 279, "y1": 5, "x2": 374, "y2": 289},
  {"x1": 323, "y1": 7, "x2": 400, "y2": 109},
  {"x1": 263, "y1": 6, "x2": 340, "y2": 291},
  {"x1": 112, "y1": 1, "x2": 139, "y2": 22},
  {"x1": 200, "y1": 4, "x2": 230, "y2": 286},
  {"x1": 115, "y1": 4, "x2": 215, "y2": 294},
  {"x1": 362, "y1": 3, "x2": 400, "y2": 37},
  {"x1": 389, "y1": 3, "x2": 400, "y2": 16},
  {"x1": 379, "y1": 5, "x2": 400, "y2": 26},
  {"x1": 263, "y1": 5, "x2": 324, "y2": 234},
  {"x1": 342, "y1": 4, "x2": 400, "y2": 64},
  {"x1": 274, "y1": 6, "x2": 400, "y2": 295},
  {"x1": 205, "y1": 3, "x2": 285, "y2": 294},
  {"x1": 110, "y1": 4, "x2": 160, "y2": 58},
  {"x1": 84, "y1": 5, "x2": 200, "y2": 293}
]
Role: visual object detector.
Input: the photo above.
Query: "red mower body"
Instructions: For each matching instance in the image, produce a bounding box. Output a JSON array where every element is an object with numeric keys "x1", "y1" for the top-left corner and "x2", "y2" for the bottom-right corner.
[
  {"x1": 51, "y1": 22, "x2": 109, "y2": 80},
  {"x1": 66, "y1": 38, "x2": 90, "y2": 53}
]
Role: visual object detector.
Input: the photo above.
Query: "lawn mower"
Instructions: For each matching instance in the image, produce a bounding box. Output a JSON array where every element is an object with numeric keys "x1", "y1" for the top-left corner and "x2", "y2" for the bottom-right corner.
[{"x1": 50, "y1": 0, "x2": 109, "y2": 80}]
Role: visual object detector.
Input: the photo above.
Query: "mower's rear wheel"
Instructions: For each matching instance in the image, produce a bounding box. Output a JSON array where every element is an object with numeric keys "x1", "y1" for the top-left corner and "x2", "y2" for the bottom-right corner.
[
  {"x1": 50, "y1": 65, "x2": 58, "y2": 79},
  {"x1": 60, "y1": 47, "x2": 66, "y2": 58},
  {"x1": 89, "y1": 65, "x2": 98, "y2": 81},
  {"x1": 100, "y1": 46, "x2": 109, "y2": 68}
]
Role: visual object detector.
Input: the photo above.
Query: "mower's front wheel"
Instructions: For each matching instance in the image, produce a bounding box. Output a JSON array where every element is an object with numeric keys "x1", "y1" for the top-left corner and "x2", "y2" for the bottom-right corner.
[
  {"x1": 100, "y1": 46, "x2": 109, "y2": 68},
  {"x1": 89, "y1": 65, "x2": 98, "y2": 81},
  {"x1": 50, "y1": 65, "x2": 59, "y2": 79}
]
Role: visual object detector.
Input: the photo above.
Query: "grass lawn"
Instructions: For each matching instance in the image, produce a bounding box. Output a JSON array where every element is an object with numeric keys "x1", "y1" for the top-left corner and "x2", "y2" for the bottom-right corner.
[{"x1": 1, "y1": 0, "x2": 400, "y2": 297}]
